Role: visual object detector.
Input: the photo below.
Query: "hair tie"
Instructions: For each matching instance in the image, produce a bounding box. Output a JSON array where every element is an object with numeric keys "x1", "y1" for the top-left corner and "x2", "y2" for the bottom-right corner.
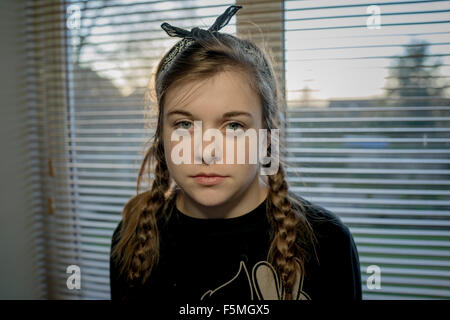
[{"x1": 160, "y1": 5, "x2": 242, "y2": 72}]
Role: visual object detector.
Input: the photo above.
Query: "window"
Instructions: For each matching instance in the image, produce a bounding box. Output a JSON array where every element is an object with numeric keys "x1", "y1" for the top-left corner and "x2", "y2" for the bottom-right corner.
[
  {"x1": 25, "y1": 0, "x2": 449, "y2": 299},
  {"x1": 284, "y1": 0, "x2": 450, "y2": 299}
]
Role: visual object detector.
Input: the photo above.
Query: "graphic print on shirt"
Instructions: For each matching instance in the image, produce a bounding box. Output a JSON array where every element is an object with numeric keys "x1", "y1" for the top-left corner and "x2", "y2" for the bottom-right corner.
[{"x1": 200, "y1": 257, "x2": 311, "y2": 300}]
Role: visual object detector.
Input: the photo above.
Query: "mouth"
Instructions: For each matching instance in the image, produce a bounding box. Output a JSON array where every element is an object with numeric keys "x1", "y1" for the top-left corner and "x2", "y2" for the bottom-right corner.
[{"x1": 190, "y1": 174, "x2": 228, "y2": 186}]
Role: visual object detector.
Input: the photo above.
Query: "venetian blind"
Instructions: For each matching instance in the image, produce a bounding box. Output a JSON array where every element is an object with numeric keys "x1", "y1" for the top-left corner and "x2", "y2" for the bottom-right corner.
[
  {"x1": 30, "y1": 0, "x2": 273, "y2": 299},
  {"x1": 28, "y1": 0, "x2": 449, "y2": 300},
  {"x1": 284, "y1": 0, "x2": 450, "y2": 299}
]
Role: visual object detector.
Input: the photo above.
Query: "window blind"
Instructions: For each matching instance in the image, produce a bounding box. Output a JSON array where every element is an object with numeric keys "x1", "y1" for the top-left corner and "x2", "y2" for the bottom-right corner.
[
  {"x1": 284, "y1": 0, "x2": 450, "y2": 299},
  {"x1": 29, "y1": 0, "x2": 250, "y2": 300},
  {"x1": 27, "y1": 0, "x2": 449, "y2": 300}
]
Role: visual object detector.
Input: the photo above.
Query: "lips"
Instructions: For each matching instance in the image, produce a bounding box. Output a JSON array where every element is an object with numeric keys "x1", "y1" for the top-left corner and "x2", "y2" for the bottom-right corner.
[
  {"x1": 191, "y1": 173, "x2": 226, "y2": 178},
  {"x1": 191, "y1": 174, "x2": 227, "y2": 186}
]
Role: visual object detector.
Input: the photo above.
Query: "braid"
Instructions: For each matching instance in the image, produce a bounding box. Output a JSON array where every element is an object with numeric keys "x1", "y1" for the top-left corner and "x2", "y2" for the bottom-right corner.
[
  {"x1": 112, "y1": 140, "x2": 172, "y2": 286},
  {"x1": 267, "y1": 164, "x2": 301, "y2": 300},
  {"x1": 130, "y1": 148, "x2": 170, "y2": 284}
]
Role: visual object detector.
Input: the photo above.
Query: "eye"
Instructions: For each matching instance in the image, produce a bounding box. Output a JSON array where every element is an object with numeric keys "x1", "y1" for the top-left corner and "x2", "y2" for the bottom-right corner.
[
  {"x1": 174, "y1": 120, "x2": 192, "y2": 130},
  {"x1": 225, "y1": 122, "x2": 244, "y2": 131}
]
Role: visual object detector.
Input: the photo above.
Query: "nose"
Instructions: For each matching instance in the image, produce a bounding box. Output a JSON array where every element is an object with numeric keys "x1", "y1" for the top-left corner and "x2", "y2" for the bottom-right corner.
[{"x1": 193, "y1": 122, "x2": 223, "y2": 165}]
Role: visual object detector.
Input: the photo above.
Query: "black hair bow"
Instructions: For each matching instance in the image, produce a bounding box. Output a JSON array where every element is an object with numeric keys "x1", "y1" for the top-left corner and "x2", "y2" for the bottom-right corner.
[
  {"x1": 161, "y1": 5, "x2": 242, "y2": 40},
  {"x1": 159, "y1": 5, "x2": 242, "y2": 72}
]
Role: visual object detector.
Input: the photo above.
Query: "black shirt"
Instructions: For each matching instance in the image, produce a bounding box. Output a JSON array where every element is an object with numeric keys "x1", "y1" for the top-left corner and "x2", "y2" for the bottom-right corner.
[{"x1": 110, "y1": 195, "x2": 362, "y2": 301}]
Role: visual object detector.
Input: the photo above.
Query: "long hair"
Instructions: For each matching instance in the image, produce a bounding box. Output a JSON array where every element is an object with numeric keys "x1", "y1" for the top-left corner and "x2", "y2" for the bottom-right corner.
[{"x1": 111, "y1": 29, "x2": 323, "y2": 300}]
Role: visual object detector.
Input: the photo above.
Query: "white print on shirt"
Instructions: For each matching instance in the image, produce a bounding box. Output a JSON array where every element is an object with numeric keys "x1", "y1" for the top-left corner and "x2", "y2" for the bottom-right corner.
[{"x1": 200, "y1": 257, "x2": 311, "y2": 300}]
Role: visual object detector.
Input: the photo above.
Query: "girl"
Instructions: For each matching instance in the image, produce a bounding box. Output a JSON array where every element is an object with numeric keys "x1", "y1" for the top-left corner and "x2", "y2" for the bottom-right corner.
[{"x1": 110, "y1": 5, "x2": 362, "y2": 301}]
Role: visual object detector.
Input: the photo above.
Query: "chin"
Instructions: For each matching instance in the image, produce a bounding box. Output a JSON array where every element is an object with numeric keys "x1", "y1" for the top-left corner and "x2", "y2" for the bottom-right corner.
[{"x1": 185, "y1": 187, "x2": 232, "y2": 207}]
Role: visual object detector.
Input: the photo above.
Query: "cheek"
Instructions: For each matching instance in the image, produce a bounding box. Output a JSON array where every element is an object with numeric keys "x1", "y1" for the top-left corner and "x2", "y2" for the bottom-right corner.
[
  {"x1": 162, "y1": 129, "x2": 176, "y2": 169},
  {"x1": 163, "y1": 131, "x2": 193, "y2": 168},
  {"x1": 234, "y1": 167, "x2": 256, "y2": 182},
  {"x1": 224, "y1": 134, "x2": 260, "y2": 166}
]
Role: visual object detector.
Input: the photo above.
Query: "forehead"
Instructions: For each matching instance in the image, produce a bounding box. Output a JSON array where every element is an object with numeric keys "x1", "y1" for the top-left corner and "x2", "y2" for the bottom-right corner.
[{"x1": 164, "y1": 69, "x2": 261, "y2": 118}]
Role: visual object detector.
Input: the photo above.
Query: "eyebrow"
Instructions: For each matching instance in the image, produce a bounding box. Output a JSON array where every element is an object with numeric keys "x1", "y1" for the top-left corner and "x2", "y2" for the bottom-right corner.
[{"x1": 166, "y1": 110, "x2": 253, "y2": 119}]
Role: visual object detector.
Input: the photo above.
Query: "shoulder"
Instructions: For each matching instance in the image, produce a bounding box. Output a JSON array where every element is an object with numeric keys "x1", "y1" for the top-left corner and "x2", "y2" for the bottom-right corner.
[
  {"x1": 289, "y1": 191, "x2": 361, "y2": 278},
  {"x1": 288, "y1": 193, "x2": 362, "y2": 299},
  {"x1": 111, "y1": 191, "x2": 176, "y2": 251},
  {"x1": 110, "y1": 193, "x2": 144, "y2": 255},
  {"x1": 288, "y1": 191, "x2": 354, "y2": 247}
]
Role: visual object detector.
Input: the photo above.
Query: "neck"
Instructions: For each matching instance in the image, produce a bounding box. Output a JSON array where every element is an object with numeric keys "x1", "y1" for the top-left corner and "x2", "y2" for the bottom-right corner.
[{"x1": 176, "y1": 175, "x2": 269, "y2": 219}]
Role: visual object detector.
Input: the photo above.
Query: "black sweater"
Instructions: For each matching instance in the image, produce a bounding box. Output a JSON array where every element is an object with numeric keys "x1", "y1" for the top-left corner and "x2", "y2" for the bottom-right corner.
[{"x1": 110, "y1": 195, "x2": 362, "y2": 301}]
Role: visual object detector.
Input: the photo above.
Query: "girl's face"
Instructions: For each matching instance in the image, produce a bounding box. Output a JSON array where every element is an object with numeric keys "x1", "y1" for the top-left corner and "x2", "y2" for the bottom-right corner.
[{"x1": 162, "y1": 69, "x2": 268, "y2": 210}]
